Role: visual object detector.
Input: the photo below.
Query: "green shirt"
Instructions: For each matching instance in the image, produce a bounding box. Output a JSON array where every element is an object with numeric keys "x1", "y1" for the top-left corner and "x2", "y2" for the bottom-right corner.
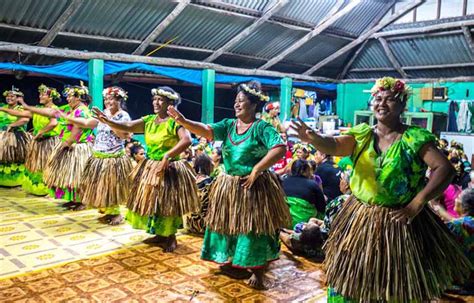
[
  {"x1": 32, "y1": 105, "x2": 61, "y2": 137},
  {"x1": 209, "y1": 118, "x2": 284, "y2": 176},
  {"x1": 58, "y1": 104, "x2": 94, "y2": 143},
  {"x1": 143, "y1": 115, "x2": 181, "y2": 161},
  {"x1": 346, "y1": 123, "x2": 436, "y2": 207},
  {"x1": 0, "y1": 104, "x2": 25, "y2": 131}
]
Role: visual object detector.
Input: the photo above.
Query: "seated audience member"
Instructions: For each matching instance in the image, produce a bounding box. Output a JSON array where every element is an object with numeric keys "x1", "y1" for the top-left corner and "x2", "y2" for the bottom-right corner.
[
  {"x1": 210, "y1": 147, "x2": 225, "y2": 178},
  {"x1": 180, "y1": 148, "x2": 193, "y2": 164},
  {"x1": 130, "y1": 144, "x2": 146, "y2": 165},
  {"x1": 185, "y1": 154, "x2": 214, "y2": 234},
  {"x1": 314, "y1": 150, "x2": 342, "y2": 201},
  {"x1": 283, "y1": 160, "x2": 326, "y2": 228}
]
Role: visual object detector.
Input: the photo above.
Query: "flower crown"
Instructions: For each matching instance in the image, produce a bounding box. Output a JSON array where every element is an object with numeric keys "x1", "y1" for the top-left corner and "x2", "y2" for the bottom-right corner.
[
  {"x1": 38, "y1": 84, "x2": 60, "y2": 100},
  {"x1": 241, "y1": 83, "x2": 269, "y2": 102},
  {"x1": 151, "y1": 88, "x2": 179, "y2": 101},
  {"x1": 63, "y1": 84, "x2": 89, "y2": 98},
  {"x1": 370, "y1": 77, "x2": 411, "y2": 100},
  {"x1": 292, "y1": 143, "x2": 314, "y2": 153},
  {"x1": 3, "y1": 87, "x2": 24, "y2": 97},
  {"x1": 103, "y1": 86, "x2": 128, "y2": 101}
]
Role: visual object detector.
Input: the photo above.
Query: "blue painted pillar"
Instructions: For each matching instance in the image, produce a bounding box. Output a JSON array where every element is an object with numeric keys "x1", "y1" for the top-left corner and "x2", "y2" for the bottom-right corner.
[{"x1": 201, "y1": 69, "x2": 215, "y2": 124}]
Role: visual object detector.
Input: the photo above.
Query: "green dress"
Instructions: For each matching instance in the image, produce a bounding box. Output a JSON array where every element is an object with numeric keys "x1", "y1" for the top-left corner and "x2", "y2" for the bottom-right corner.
[
  {"x1": 201, "y1": 118, "x2": 285, "y2": 268},
  {"x1": 22, "y1": 106, "x2": 61, "y2": 195},
  {"x1": 125, "y1": 115, "x2": 182, "y2": 237},
  {"x1": 49, "y1": 105, "x2": 94, "y2": 201},
  {"x1": 0, "y1": 104, "x2": 27, "y2": 187},
  {"x1": 328, "y1": 123, "x2": 436, "y2": 302}
]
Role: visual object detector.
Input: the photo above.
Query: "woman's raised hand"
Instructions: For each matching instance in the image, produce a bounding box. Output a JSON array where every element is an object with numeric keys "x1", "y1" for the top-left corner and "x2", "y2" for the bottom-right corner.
[
  {"x1": 290, "y1": 117, "x2": 317, "y2": 143},
  {"x1": 92, "y1": 107, "x2": 109, "y2": 124},
  {"x1": 167, "y1": 106, "x2": 185, "y2": 124}
]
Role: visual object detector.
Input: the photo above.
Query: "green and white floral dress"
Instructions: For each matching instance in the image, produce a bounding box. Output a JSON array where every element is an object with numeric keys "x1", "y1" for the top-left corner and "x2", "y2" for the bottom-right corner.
[{"x1": 201, "y1": 118, "x2": 285, "y2": 268}]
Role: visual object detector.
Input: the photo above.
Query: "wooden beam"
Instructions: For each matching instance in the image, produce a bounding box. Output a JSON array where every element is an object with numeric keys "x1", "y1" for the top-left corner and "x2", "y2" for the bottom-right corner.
[
  {"x1": 349, "y1": 67, "x2": 395, "y2": 72},
  {"x1": 259, "y1": 0, "x2": 358, "y2": 70},
  {"x1": 373, "y1": 19, "x2": 474, "y2": 38},
  {"x1": 386, "y1": 29, "x2": 464, "y2": 40},
  {"x1": 462, "y1": 26, "x2": 474, "y2": 60},
  {"x1": 378, "y1": 37, "x2": 408, "y2": 78},
  {"x1": 132, "y1": 0, "x2": 189, "y2": 55},
  {"x1": 204, "y1": 0, "x2": 290, "y2": 62},
  {"x1": 463, "y1": 0, "x2": 468, "y2": 16},
  {"x1": 302, "y1": 0, "x2": 425, "y2": 76},
  {"x1": 341, "y1": 76, "x2": 474, "y2": 83},
  {"x1": 0, "y1": 42, "x2": 335, "y2": 82},
  {"x1": 436, "y1": 0, "x2": 441, "y2": 19},
  {"x1": 337, "y1": 40, "x2": 369, "y2": 80}
]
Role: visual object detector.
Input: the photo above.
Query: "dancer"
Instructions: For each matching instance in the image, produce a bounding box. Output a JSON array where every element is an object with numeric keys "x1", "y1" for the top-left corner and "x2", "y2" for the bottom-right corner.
[
  {"x1": 0, "y1": 88, "x2": 30, "y2": 187},
  {"x1": 1, "y1": 85, "x2": 61, "y2": 195},
  {"x1": 20, "y1": 84, "x2": 93, "y2": 209},
  {"x1": 60, "y1": 86, "x2": 133, "y2": 224},
  {"x1": 93, "y1": 86, "x2": 198, "y2": 251},
  {"x1": 291, "y1": 77, "x2": 470, "y2": 301},
  {"x1": 168, "y1": 81, "x2": 291, "y2": 289}
]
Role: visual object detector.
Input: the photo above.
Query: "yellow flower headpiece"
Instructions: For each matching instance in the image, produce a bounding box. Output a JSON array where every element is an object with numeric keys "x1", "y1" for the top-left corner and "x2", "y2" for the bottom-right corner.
[
  {"x1": 38, "y1": 84, "x2": 60, "y2": 100},
  {"x1": 3, "y1": 86, "x2": 24, "y2": 97},
  {"x1": 292, "y1": 143, "x2": 314, "y2": 153},
  {"x1": 370, "y1": 77, "x2": 411, "y2": 100},
  {"x1": 63, "y1": 82, "x2": 89, "y2": 98},
  {"x1": 241, "y1": 83, "x2": 269, "y2": 102}
]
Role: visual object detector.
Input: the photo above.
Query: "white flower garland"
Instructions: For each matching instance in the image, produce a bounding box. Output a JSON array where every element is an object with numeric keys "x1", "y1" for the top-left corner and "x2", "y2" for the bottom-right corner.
[
  {"x1": 241, "y1": 83, "x2": 269, "y2": 102},
  {"x1": 103, "y1": 87, "x2": 128, "y2": 101},
  {"x1": 151, "y1": 88, "x2": 179, "y2": 100}
]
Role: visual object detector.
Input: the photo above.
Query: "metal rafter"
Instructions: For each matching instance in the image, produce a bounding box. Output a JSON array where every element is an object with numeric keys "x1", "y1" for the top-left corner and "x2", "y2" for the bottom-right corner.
[
  {"x1": 303, "y1": 0, "x2": 425, "y2": 76},
  {"x1": 132, "y1": 0, "x2": 190, "y2": 56},
  {"x1": 259, "y1": 0, "x2": 357, "y2": 70},
  {"x1": 378, "y1": 37, "x2": 408, "y2": 78},
  {"x1": 204, "y1": 0, "x2": 290, "y2": 62},
  {"x1": 462, "y1": 26, "x2": 474, "y2": 60}
]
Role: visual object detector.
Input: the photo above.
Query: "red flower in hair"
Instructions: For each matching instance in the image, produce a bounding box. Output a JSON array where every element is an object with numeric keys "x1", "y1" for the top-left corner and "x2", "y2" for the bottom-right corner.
[{"x1": 393, "y1": 80, "x2": 405, "y2": 92}]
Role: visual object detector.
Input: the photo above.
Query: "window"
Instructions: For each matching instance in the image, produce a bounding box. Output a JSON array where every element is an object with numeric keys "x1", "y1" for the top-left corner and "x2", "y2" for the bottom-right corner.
[
  {"x1": 440, "y1": 0, "x2": 463, "y2": 18},
  {"x1": 415, "y1": 0, "x2": 438, "y2": 21}
]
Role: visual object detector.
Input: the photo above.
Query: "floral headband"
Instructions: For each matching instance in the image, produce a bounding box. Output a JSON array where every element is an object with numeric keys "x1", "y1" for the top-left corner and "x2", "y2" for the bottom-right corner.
[
  {"x1": 103, "y1": 86, "x2": 128, "y2": 101},
  {"x1": 151, "y1": 88, "x2": 179, "y2": 101},
  {"x1": 3, "y1": 87, "x2": 24, "y2": 97},
  {"x1": 38, "y1": 84, "x2": 60, "y2": 100},
  {"x1": 241, "y1": 83, "x2": 269, "y2": 102},
  {"x1": 370, "y1": 77, "x2": 411, "y2": 100},
  {"x1": 63, "y1": 83, "x2": 89, "y2": 98},
  {"x1": 292, "y1": 143, "x2": 314, "y2": 153}
]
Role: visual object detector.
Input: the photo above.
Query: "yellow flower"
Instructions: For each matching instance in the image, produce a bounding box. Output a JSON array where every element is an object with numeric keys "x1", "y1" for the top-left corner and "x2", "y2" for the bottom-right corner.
[{"x1": 37, "y1": 253, "x2": 54, "y2": 261}]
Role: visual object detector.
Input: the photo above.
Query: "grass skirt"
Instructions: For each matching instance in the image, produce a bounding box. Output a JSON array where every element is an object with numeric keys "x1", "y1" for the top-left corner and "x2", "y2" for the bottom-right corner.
[
  {"x1": 43, "y1": 143, "x2": 92, "y2": 190},
  {"x1": 206, "y1": 172, "x2": 291, "y2": 236},
  {"x1": 80, "y1": 153, "x2": 133, "y2": 208},
  {"x1": 324, "y1": 196, "x2": 471, "y2": 302},
  {"x1": 127, "y1": 159, "x2": 199, "y2": 216},
  {"x1": 25, "y1": 136, "x2": 60, "y2": 173},
  {"x1": 0, "y1": 130, "x2": 31, "y2": 163}
]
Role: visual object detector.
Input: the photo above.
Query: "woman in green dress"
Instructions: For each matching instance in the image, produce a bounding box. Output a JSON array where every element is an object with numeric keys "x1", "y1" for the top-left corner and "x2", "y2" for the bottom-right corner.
[
  {"x1": 1, "y1": 85, "x2": 61, "y2": 195},
  {"x1": 93, "y1": 86, "x2": 198, "y2": 252},
  {"x1": 20, "y1": 85, "x2": 94, "y2": 209},
  {"x1": 291, "y1": 77, "x2": 470, "y2": 302},
  {"x1": 168, "y1": 81, "x2": 291, "y2": 289},
  {"x1": 0, "y1": 88, "x2": 30, "y2": 187}
]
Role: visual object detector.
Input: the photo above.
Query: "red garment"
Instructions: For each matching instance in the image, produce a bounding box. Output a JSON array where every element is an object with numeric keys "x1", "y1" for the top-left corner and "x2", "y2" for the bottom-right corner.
[{"x1": 273, "y1": 150, "x2": 292, "y2": 171}]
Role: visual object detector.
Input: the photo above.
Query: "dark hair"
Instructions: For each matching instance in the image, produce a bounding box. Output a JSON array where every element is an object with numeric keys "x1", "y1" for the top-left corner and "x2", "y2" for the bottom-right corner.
[
  {"x1": 111, "y1": 95, "x2": 127, "y2": 111},
  {"x1": 157, "y1": 86, "x2": 181, "y2": 106},
  {"x1": 291, "y1": 159, "x2": 311, "y2": 177},
  {"x1": 194, "y1": 154, "x2": 213, "y2": 176},
  {"x1": 460, "y1": 188, "x2": 474, "y2": 216},
  {"x1": 237, "y1": 80, "x2": 265, "y2": 112},
  {"x1": 308, "y1": 160, "x2": 317, "y2": 173},
  {"x1": 300, "y1": 224, "x2": 325, "y2": 247},
  {"x1": 130, "y1": 144, "x2": 144, "y2": 158},
  {"x1": 214, "y1": 147, "x2": 223, "y2": 164}
]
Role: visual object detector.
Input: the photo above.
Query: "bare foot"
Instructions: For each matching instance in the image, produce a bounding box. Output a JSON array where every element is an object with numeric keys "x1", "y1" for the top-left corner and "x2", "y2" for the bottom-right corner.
[
  {"x1": 219, "y1": 264, "x2": 252, "y2": 279},
  {"x1": 164, "y1": 235, "x2": 177, "y2": 252},
  {"x1": 108, "y1": 215, "x2": 124, "y2": 226},
  {"x1": 248, "y1": 268, "x2": 266, "y2": 290},
  {"x1": 98, "y1": 214, "x2": 112, "y2": 223},
  {"x1": 72, "y1": 203, "x2": 86, "y2": 211},
  {"x1": 143, "y1": 235, "x2": 168, "y2": 244}
]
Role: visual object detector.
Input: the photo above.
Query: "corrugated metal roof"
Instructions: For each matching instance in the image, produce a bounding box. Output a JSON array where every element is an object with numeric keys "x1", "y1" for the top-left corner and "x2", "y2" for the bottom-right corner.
[
  {"x1": 216, "y1": 0, "x2": 271, "y2": 12},
  {"x1": 346, "y1": 70, "x2": 401, "y2": 79},
  {"x1": 284, "y1": 34, "x2": 350, "y2": 65},
  {"x1": 389, "y1": 34, "x2": 472, "y2": 66},
  {"x1": 330, "y1": 0, "x2": 389, "y2": 36},
  {"x1": 384, "y1": 15, "x2": 472, "y2": 31},
  {"x1": 229, "y1": 22, "x2": 307, "y2": 59},
  {"x1": 63, "y1": 0, "x2": 177, "y2": 40},
  {"x1": 407, "y1": 67, "x2": 474, "y2": 78},
  {"x1": 155, "y1": 5, "x2": 254, "y2": 50},
  {"x1": 273, "y1": 0, "x2": 339, "y2": 26},
  {"x1": 351, "y1": 40, "x2": 392, "y2": 69},
  {"x1": 0, "y1": 0, "x2": 70, "y2": 29},
  {"x1": 214, "y1": 54, "x2": 267, "y2": 69}
]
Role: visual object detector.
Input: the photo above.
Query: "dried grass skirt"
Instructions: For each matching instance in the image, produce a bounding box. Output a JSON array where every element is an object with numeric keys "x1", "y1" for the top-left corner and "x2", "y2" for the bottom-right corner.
[
  {"x1": 0, "y1": 130, "x2": 31, "y2": 163},
  {"x1": 205, "y1": 172, "x2": 291, "y2": 236},
  {"x1": 43, "y1": 143, "x2": 92, "y2": 190},
  {"x1": 324, "y1": 196, "x2": 471, "y2": 302},
  {"x1": 80, "y1": 153, "x2": 133, "y2": 208},
  {"x1": 127, "y1": 159, "x2": 199, "y2": 217},
  {"x1": 25, "y1": 136, "x2": 60, "y2": 173}
]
